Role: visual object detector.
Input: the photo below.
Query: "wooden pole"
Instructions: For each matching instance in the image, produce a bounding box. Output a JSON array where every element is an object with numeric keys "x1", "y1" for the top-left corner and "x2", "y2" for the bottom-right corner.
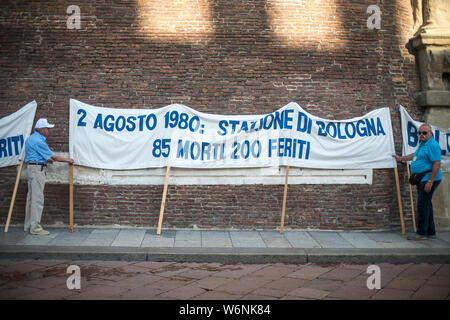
[
  {"x1": 280, "y1": 166, "x2": 290, "y2": 234},
  {"x1": 157, "y1": 166, "x2": 171, "y2": 235},
  {"x1": 4, "y1": 160, "x2": 25, "y2": 233},
  {"x1": 69, "y1": 163, "x2": 74, "y2": 232},
  {"x1": 406, "y1": 164, "x2": 417, "y2": 233},
  {"x1": 394, "y1": 167, "x2": 406, "y2": 236}
]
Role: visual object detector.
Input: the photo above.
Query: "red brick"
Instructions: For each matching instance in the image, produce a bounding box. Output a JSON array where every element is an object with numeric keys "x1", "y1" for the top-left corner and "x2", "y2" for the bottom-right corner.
[{"x1": 0, "y1": 1, "x2": 420, "y2": 230}]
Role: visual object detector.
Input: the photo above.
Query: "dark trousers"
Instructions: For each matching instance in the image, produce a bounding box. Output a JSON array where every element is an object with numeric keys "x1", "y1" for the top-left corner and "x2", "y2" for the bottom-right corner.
[{"x1": 416, "y1": 180, "x2": 440, "y2": 236}]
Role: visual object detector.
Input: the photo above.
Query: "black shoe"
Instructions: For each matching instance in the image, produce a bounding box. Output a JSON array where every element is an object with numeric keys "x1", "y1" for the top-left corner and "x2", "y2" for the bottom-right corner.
[
  {"x1": 427, "y1": 234, "x2": 437, "y2": 239},
  {"x1": 407, "y1": 233, "x2": 427, "y2": 240}
]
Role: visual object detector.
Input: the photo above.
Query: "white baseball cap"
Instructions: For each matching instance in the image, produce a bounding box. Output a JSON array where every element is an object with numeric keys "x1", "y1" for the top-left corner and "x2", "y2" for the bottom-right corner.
[{"x1": 35, "y1": 118, "x2": 55, "y2": 129}]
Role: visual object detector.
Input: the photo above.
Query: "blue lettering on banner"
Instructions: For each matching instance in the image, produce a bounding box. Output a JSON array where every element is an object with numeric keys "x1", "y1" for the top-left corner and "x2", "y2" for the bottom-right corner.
[
  {"x1": 345, "y1": 122, "x2": 356, "y2": 138},
  {"x1": 93, "y1": 114, "x2": 103, "y2": 129},
  {"x1": 405, "y1": 121, "x2": 448, "y2": 156},
  {"x1": 407, "y1": 121, "x2": 418, "y2": 147},
  {"x1": 284, "y1": 109, "x2": 294, "y2": 129},
  {"x1": 104, "y1": 115, "x2": 114, "y2": 132},
  {"x1": 356, "y1": 120, "x2": 367, "y2": 137},
  {"x1": 217, "y1": 109, "x2": 295, "y2": 136},
  {"x1": 126, "y1": 116, "x2": 136, "y2": 131},
  {"x1": 434, "y1": 129, "x2": 439, "y2": 143},
  {"x1": 447, "y1": 133, "x2": 450, "y2": 153},
  {"x1": 434, "y1": 130, "x2": 449, "y2": 156},
  {"x1": 316, "y1": 121, "x2": 326, "y2": 136},
  {"x1": 77, "y1": 109, "x2": 87, "y2": 127},
  {"x1": 296, "y1": 112, "x2": 312, "y2": 134},
  {"x1": 366, "y1": 118, "x2": 376, "y2": 136},
  {"x1": 71, "y1": 103, "x2": 402, "y2": 168},
  {"x1": 115, "y1": 116, "x2": 126, "y2": 131},
  {"x1": 177, "y1": 139, "x2": 225, "y2": 161},
  {"x1": 152, "y1": 139, "x2": 170, "y2": 158},
  {"x1": 238, "y1": 121, "x2": 248, "y2": 134},
  {"x1": 90, "y1": 112, "x2": 157, "y2": 132},
  {"x1": 177, "y1": 140, "x2": 190, "y2": 159},
  {"x1": 327, "y1": 123, "x2": 337, "y2": 138},
  {"x1": 315, "y1": 117, "x2": 385, "y2": 139},
  {"x1": 164, "y1": 111, "x2": 201, "y2": 132},
  {"x1": 268, "y1": 138, "x2": 310, "y2": 159},
  {"x1": 0, "y1": 135, "x2": 24, "y2": 158},
  {"x1": 263, "y1": 114, "x2": 274, "y2": 130},
  {"x1": 273, "y1": 109, "x2": 294, "y2": 130},
  {"x1": 232, "y1": 140, "x2": 261, "y2": 159},
  {"x1": 190, "y1": 141, "x2": 201, "y2": 160},
  {"x1": 217, "y1": 120, "x2": 227, "y2": 136}
]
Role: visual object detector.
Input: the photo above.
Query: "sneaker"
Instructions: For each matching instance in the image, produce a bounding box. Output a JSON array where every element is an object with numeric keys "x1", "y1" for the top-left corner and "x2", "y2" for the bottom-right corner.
[
  {"x1": 407, "y1": 233, "x2": 427, "y2": 240},
  {"x1": 30, "y1": 229, "x2": 50, "y2": 235},
  {"x1": 427, "y1": 234, "x2": 437, "y2": 239}
]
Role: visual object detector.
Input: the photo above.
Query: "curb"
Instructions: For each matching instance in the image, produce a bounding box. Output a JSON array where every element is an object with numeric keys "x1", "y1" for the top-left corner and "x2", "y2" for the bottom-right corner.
[{"x1": 1, "y1": 245, "x2": 449, "y2": 264}]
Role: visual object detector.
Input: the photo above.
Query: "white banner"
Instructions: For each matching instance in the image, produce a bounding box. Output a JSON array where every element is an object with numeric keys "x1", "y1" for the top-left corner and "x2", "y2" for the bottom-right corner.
[
  {"x1": 399, "y1": 105, "x2": 449, "y2": 172},
  {"x1": 70, "y1": 99, "x2": 397, "y2": 170},
  {"x1": 0, "y1": 101, "x2": 37, "y2": 168}
]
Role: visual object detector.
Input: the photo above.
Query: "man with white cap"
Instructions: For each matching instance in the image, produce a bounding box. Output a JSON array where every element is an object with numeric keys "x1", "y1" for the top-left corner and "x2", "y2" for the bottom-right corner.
[{"x1": 24, "y1": 118, "x2": 74, "y2": 235}]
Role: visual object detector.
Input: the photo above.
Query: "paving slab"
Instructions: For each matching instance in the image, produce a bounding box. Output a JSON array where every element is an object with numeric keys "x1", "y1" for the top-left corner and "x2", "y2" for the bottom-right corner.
[
  {"x1": 259, "y1": 231, "x2": 292, "y2": 248},
  {"x1": 80, "y1": 229, "x2": 120, "y2": 246},
  {"x1": 229, "y1": 231, "x2": 266, "y2": 248},
  {"x1": 201, "y1": 231, "x2": 232, "y2": 248},
  {"x1": 141, "y1": 230, "x2": 175, "y2": 247},
  {"x1": 0, "y1": 228, "x2": 27, "y2": 245},
  {"x1": 365, "y1": 232, "x2": 418, "y2": 249},
  {"x1": 283, "y1": 231, "x2": 321, "y2": 248},
  {"x1": 111, "y1": 229, "x2": 146, "y2": 247},
  {"x1": 17, "y1": 233, "x2": 59, "y2": 246},
  {"x1": 339, "y1": 232, "x2": 385, "y2": 249},
  {"x1": 174, "y1": 230, "x2": 202, "y2": 248},
  {"x1": 48, "y1": 230, "x2": 91, "y2": 246},
  {"x1": 437, "y1": 231, "x2": 450, "y2": 244},
  {"x1": 308, "y1": 231, "x2": 354, "y2": 248}
]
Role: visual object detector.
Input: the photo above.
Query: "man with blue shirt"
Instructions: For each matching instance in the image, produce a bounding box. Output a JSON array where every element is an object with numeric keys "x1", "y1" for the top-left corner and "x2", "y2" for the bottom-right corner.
[
  {"x1": 393, "y1": 124, "x2": 442, "y2": 240},
  {"x1": 24, "y1": 118, "x2": 74, "y2": 235}
]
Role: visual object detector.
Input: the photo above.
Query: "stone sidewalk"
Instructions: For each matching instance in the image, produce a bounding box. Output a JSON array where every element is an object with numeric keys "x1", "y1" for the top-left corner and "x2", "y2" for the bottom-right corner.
[{"x1": 1, "y1": 227, "x2": 450, "y2": 263}]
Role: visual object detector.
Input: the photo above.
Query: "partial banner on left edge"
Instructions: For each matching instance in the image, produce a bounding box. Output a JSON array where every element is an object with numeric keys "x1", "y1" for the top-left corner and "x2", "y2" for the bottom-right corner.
[{"x1": 0, "y1": 101, "x2": 37, "y2": 168}]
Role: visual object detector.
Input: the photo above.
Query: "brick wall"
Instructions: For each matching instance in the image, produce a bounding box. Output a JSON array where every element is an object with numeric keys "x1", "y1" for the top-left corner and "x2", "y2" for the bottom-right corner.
[{"x1": 0, "y1": 0, "x2": 420, "y2": 230}]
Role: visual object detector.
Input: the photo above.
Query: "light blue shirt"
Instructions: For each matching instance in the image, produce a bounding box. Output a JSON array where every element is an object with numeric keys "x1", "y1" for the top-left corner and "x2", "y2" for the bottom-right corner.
[
  {"x1": 410, "y1": 137, "x2": 442, "y2": 183},
  {"x1": 24, "y1": 131, "x2": 54, "y2": 164}
]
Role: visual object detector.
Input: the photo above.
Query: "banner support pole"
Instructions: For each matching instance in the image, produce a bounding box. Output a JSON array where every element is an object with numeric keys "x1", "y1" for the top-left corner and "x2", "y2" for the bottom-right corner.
[
  {"x1": 394, "y1": 167, "x2": 406, "y2": 236},
  {"x1": 69, "y1": 164, "x2": 74, "y2": 232},
  {"x1": 406, "y1": 164, "x2": 417, "y2": 233},
  {"x1": 280, "y1": 166, "x2": 290, "y2": 234},
  {"x1": 157, "y1": 166, "x2": 171, "y2": 235},
  {"x1": 4, "y1": 160, "x2": 25, "y2": 233}
]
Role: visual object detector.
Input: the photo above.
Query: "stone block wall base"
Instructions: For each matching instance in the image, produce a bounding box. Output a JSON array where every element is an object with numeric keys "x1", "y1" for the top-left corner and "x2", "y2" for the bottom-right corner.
[
  {"x1": 417, "y1": 91, "x2": 450, "y2": 107},
  {"x1": 435, "y1": 216, "x2": 450, "y2": 230}
]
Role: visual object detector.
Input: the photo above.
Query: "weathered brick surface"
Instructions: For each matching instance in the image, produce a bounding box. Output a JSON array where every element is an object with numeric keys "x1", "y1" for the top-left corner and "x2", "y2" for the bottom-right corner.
[{"x1": 0, "y1": 1, "x2": 421, "y2": 230}]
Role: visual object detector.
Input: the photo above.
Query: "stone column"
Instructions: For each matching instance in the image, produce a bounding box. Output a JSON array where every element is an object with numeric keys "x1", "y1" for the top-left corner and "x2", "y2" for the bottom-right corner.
[{"x1": 407, "y1": 0, "x2": 450, "y2": 229}]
